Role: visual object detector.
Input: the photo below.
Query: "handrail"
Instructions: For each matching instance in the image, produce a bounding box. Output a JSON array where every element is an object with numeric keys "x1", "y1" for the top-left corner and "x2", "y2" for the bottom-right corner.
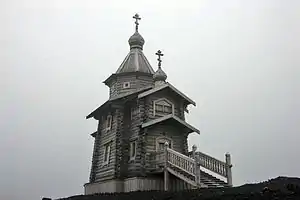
[
  {"x1": 167, "y1": 148, "x2": 196, "y2": 177},
  {"x1": 194, "y1": 151, "x2": 227, "y2": 178},
  {"x1": 167, "y1": 148, "x2": 195, "y2": 162}
]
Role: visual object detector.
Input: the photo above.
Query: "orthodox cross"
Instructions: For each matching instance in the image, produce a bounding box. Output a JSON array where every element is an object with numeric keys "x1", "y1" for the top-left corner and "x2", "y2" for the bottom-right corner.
[
  {"x1": 156, "y1": 50, "x2": 164, "y2": 67},
  {"x1": 133, "y1": 13, "x2": 141, "y2": 32}
]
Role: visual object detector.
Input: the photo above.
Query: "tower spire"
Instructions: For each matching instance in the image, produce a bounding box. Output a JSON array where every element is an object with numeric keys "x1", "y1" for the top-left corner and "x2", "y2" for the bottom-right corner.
[{"x1": 133, "y1": 13, "x2": 141, "y2": 32}]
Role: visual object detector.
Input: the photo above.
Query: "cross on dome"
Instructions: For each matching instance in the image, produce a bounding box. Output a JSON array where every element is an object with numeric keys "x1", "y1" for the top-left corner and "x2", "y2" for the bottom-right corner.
[
  {"x1": 153, "y1": 50, "x2": 167, "y2": 84},
  {"x1": 155, "y1": 50, "x2": 164, "y2": 68},
  {"x1": 133, "y1": 13, "x2": 141, "y2": 32}
]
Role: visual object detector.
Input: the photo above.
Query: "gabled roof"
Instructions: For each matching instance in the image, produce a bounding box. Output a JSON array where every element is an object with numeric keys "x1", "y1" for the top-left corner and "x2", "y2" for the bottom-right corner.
[
  {"x1": 138, "y1": 83, "x2": 196, "y2": 106},
  {"x1": 86, "y1": 85, "x2": 153, "y2": 120},
  {"x1": 141, "y1": 114, "x2": 200, "y2": 134}
]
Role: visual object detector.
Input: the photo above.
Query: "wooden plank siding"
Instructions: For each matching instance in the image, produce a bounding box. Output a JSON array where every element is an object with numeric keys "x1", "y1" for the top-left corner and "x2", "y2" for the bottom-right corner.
[
  {"x1": 145, "y1": 125, "x2": 187, "y2": 154},
  {"x1": 109, "y1": 75, "x2": 154, "y2": 99},
  {"x1": 94, "y1": 109, "x2": 118, "y2": 182},
  {"x1": 90, "y1": 85, "x2": 191, "y2": 185},
  {"x1": 89, "y1": 122, "x2": 102, "y2": 183},
  {"x1": 125, "y1": 99, "x2": 146, "y2": 178}
]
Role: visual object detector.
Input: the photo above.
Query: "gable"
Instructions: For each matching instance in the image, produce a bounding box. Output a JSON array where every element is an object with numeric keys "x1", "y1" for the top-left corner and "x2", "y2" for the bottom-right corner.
[{"x1": 138, "y1": 83, "x2": 196, "y2": 106}]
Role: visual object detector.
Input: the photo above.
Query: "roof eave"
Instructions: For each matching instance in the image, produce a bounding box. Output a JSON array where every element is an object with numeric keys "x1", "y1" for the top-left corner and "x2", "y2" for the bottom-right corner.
[
  {"x1": 167, "y1": 83, "x2": 196, "y2": 106},
  {"x1": 141, "y1": 114, "x2": 200, "y2": 134},
  {"x1": 103, "y1": 74, "x2": 117, "y2": 86},
  {"x1": 91, "y1": 131, "x2": 97, "y2": 137},
  {"x1": 138, "y1": 83, "x2": 196, "y2": 106}
]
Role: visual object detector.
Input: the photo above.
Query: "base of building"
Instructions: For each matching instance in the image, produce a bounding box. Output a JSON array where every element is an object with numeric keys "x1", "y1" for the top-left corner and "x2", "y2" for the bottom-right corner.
[
  {"x1": 84, "y1": 176, "x2": 195, "y2": 194},
  {"x1": 84, "y1": 179, "x2": 124, "y2": 194}
]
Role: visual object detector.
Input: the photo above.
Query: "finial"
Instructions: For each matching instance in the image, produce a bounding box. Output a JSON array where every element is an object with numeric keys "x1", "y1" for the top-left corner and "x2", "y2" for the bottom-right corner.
[
  {"x1": 133, "y1": 13, "x2": 141, "y2": 32},
  {"x1": 155, "y1": 50, "x2": 164, "y2": 68}
]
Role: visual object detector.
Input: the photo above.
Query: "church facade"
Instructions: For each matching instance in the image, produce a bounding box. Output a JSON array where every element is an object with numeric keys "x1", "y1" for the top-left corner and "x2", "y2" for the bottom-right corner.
[{"x1": 84, "y1": 14, "x2": 232, "y2": 194}]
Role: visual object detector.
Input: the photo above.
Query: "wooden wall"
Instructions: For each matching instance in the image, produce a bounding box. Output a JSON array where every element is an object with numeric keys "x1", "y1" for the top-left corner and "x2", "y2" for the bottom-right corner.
[
  {"x1": 145, "y1": 125, "x2": 187, "y2": 154},
  {"x1": 109, "y1": 74, "x2": 154, "y2": 99},
  {"x1": 93, "y1": 109, "x2": 118, "y2": 182}
]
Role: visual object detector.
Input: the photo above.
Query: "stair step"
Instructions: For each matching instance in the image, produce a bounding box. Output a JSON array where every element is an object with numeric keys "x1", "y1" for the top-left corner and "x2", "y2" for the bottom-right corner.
[{"x1": 166, "y1": 164, "x2": 229, "y2": 189}]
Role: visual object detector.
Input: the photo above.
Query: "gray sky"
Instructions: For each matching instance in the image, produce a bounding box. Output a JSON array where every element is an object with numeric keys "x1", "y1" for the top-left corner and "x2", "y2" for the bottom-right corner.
[{"x1": 1, "y1": 0, "x2": 299, "y2": 200}]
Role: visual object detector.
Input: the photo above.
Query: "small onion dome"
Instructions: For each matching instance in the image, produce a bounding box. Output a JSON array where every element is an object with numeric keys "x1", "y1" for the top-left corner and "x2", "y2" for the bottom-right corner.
[
  {"x1": 153, "y1": 67, "x2": 167, "y2": 82},
  {"x1": 128, "y1": 31, "x2": 145, "y2": 50}
]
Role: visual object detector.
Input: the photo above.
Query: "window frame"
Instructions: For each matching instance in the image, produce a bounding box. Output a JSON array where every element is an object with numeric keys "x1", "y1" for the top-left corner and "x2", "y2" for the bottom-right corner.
[
  {"x1": 156, "y1": 136, "x2": 173, "y2": 152},
  {"x1": 129, "y1": 141, "x2": 137, "y2": 160},
  {"x1": 103, "y1": 142, "x2": 111, "y2": 165},
  {"x1": 153, "y1": 98, "x2": 174, "y2": 117},
  {"x1": 123, "y1": 82, "x2": 131, "y2": 89},
  {"x1": 106, "y1": 115, "x2": 112, "y2": 131}
]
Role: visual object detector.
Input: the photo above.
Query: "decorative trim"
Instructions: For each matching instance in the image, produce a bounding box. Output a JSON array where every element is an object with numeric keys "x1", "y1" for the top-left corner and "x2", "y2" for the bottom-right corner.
[
  {"x1": 138, "y1": 82, "x2": 196, "y2": 106},
  {"x1": 153, "y1": 98, "x2": 174, "y2": 117},
  {"x1": 141, "y1": 114, "x2": 200, "y2": 134}
]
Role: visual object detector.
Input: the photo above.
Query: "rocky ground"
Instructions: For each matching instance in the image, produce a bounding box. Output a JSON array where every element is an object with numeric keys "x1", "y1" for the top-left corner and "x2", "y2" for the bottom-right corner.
[{"x1": 51, "y1": 177, "x2": 300, "y2": 200}]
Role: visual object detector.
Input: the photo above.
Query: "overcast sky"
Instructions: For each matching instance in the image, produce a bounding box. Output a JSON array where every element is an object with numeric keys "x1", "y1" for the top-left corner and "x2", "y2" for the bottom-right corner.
[{"x1": 1, "y1": 0, "x2": 300, "y2": 200}]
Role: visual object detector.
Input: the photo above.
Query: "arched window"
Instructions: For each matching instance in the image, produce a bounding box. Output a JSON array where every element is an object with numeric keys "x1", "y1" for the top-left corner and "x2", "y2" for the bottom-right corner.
[{"x1": 153, "y1": 98, "x2": 174, "y2": 116}]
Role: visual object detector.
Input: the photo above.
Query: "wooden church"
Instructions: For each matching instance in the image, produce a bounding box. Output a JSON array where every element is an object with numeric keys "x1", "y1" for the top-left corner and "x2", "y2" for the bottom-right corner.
[{"x1": 84, "y1": 14, "x2": 233, "y2": 194}]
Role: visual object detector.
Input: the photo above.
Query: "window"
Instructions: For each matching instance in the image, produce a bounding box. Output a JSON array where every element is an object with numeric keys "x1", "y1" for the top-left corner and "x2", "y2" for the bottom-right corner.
[
  {"x1": 103, "y1": 143, "x2": 111, "y2": 165},
  {"x1": 129, "y1": 141, "x2": 137, "y2": 160},
  {"x1": 156, "y1": 137, "x2": 172, "y2": 152},
  {"x1": 154, "y1": 99, "x2": 173, "y2": 116},
  {"x1": 106, "y1": 115, "x2": 112, "y2": 131},
  {"x1": 123, "y1": 82, "x2": 130, "y2": 89},
  {"x1": 158, "y1": 142, "x2": 172, "y2": 151}
]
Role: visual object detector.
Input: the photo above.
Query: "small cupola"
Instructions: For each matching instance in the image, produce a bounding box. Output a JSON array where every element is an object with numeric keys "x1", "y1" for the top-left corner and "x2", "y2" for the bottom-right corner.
[
  {"x1": 153, "y1": 50, "x2": 167, "y2": 87},
  {"x1": 128, "y1": 14, "x2": 145, "y2": 50}
]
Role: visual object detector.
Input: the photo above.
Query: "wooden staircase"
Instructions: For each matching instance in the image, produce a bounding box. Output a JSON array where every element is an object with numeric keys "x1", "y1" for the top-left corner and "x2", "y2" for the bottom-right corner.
[{"x1": 163, "y1": 143, "x2": 232, "y2": 190}]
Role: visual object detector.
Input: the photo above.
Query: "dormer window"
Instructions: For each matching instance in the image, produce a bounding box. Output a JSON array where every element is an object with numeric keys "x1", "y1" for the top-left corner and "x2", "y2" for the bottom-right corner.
[
  {"x1": 153, "y1": 98, "x2": 174, "y2": 116},
  {"x1": 106, "y1": 115, "x2": 112, "y2": 131},
  {"x1": 123, "y1": 82, "x2": 131, "y2": 89}
]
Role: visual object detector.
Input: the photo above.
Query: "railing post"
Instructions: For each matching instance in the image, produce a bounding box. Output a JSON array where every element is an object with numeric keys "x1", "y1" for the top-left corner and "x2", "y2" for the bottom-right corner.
[
  {"x1": 164, "y1": 142, "x2": 169, "y2": 191},
  {"x1": 192, "y1": 145, "x2": 197, "y2": 159},
  {"x1": 225, "y1": 153, "x2": 233, "y2": 187},
  {"x1": 192, "y1": 145, "x2": 201, "y2": 186},
  {"x1": 195, "y1": 155, "x2": 201, "y2": 186}
]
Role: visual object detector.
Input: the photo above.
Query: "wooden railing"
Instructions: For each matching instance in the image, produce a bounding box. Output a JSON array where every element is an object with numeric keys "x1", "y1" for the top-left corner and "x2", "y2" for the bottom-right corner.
[
  {"x1": 146, "y1": 144, "x2": 233, "y2": 190},
  {"x1": 188, "y1": 149, "x2": 232, "y2": 186},
  {"x1": 167, "y1": 148, "x2": 196, "y2": 177},
  {"x1": 195, "y1": 151, "x2": 227, "y2": 177}
]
